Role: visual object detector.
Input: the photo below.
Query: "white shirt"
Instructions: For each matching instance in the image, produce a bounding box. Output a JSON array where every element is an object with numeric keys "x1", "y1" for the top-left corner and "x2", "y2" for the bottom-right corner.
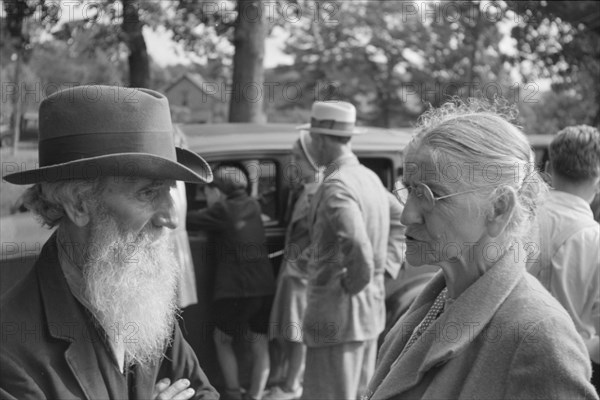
[{"x1": 531, "y1": 190, "x2": 600, "y2": 363}]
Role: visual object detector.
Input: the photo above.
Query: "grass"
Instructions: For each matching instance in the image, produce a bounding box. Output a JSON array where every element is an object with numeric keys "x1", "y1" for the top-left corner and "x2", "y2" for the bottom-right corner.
[{"x1": 0, "y1": 145, "x2": 38, "y2": 217}]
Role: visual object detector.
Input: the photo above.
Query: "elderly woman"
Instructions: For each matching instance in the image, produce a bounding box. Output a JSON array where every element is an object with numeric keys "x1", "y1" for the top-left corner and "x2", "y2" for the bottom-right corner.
[{"x1": 366, "y1": 102, "x2": 598, "y2": 399}]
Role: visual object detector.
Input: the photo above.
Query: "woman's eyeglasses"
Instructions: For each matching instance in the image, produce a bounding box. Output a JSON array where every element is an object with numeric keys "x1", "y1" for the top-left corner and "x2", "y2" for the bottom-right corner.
[{"x1": 393, "y1": 180, "x2": 484, "y2": 211}]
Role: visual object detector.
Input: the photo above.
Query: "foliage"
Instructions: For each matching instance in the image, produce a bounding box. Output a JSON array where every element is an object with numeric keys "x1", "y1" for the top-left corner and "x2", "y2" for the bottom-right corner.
[
  {"x1": 518, "y1": 69, "x2": 598, "y2": 135},
  {"x1": 0, "y1": 148, "x2": 37, "y2": 217},
  {"x1": 2, "y1": 0, "x2": 598, "y2": 129},
  {"x1": 30, "y1": 40, "x2": 125, "y2": 87},
  {"x1": 280, "y1": 0, "x2": 516, "y2": 127},
  {"x1": 506, "y1": 0, "x2": 599, "y2": 80},
  {"x1": 506, "y1": 0, "x2": 600, "y2": 127},
  {"x1": 2, "y1": 0, "x2": 60, "y2": 45},
  {"x1": 3, "y1": 0, "x2": 157, "y2": 87},
  {"x1": 157, "y1": 0, "x2": 269, "y2": 122}
]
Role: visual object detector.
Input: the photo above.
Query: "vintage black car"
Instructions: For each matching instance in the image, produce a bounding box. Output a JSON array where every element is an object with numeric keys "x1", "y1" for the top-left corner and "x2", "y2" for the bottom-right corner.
[{"x1": 177, "y1": 123, "x2": 413, "y2": 386}]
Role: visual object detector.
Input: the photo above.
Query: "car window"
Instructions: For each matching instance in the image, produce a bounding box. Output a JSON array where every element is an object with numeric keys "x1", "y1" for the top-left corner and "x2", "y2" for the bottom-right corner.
[
  {"x1": 359, "y1": 157, "x2": 394, "y2": 190},
  {"x1": 246, "y1": 159, "x2": 278, "y2": 224},
  {"x1": 186, "y1": 159, "x2": 279, "y2": 225},
  {"x1": 186, "y1": 157, "x2": 394, "y2": 227}
]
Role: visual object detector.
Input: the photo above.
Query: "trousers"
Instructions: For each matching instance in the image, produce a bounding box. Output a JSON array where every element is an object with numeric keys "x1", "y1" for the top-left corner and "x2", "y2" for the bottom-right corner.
[{"x1": 301, "y1": 340, "x2": 377, "y2": 400}]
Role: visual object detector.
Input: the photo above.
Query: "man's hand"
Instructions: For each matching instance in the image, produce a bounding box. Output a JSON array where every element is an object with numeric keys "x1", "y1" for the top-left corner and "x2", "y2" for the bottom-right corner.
[{"x1": 153, "y1": 378, "x2": 196, "y2": 400}]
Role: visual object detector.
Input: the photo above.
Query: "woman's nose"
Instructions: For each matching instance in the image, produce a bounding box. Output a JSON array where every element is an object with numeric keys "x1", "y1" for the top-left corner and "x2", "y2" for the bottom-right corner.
[{"x1": 400, "y1": 195, "x2": 424, "y2": 226}]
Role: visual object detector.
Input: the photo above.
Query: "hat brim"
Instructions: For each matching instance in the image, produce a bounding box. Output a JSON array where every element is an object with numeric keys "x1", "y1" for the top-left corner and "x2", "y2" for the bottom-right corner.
[
  {"x1": 3, "y1": 148, "x2": 213, "y2": 185},
  {"x1": 295, "y1": 123, "x2": 366, "y2": 136}
]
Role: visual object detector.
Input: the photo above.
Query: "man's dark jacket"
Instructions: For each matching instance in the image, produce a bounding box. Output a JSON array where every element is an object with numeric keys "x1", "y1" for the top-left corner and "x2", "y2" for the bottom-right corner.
[{"x1": 0, "y1": 233, "x2": 219, "y2": 400}]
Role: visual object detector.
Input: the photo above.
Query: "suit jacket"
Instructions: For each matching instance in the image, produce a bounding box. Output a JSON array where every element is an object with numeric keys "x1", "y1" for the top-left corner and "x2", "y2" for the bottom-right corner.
[
  {"x1": 303, "y1": 154, "x2": 389, "y2": 347},
  {"x1": 280, "y1": 181, "x2": 320, "y2": 280},
  {"x1": 368, "y1": 254, "x2": 598, "y2": 400},
  {"x1": 187, "y1": 189, "x2": 275, "y2": 301},
  {"x1": 0, "y1": 234, "x2": 219, "y2": 400},
  {"x1": 385, "y1": 191, "x2": 406, "y2": 280}
]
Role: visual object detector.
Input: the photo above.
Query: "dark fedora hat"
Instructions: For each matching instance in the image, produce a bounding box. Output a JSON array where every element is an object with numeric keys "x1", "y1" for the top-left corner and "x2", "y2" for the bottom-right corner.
[{"x1": 3, "y1": 85, "x2": 212, "y2": 185}]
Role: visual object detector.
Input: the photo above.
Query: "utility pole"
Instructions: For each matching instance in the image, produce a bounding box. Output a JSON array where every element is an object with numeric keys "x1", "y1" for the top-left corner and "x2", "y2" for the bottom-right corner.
[
  {"x1": 11, "y1": 43, "x2": 23, "y2": 156},
  {"x1": 4, "y1": 0, "x2": 32, "y2": 156}
]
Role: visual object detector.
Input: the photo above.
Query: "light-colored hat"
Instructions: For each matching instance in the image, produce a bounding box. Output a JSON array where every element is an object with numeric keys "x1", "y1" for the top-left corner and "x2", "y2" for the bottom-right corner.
[
  {"x1": 296, "y1": 101, "x2": 365, "y2": 136},
  {"x1": 3, "y1": 85, "x2": 212, "y2": 185}
]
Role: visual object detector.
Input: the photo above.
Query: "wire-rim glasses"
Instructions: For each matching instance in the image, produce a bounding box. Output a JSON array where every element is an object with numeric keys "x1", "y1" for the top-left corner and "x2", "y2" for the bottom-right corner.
[{"x1": 393, "y1": 180, "x2": 484, "y2": 211}]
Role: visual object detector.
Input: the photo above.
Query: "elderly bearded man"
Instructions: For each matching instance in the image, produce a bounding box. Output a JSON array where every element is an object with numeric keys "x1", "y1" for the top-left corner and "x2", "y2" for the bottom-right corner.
[{"x1": 0, "y1": 86, "x2": 219, "y2": 400}]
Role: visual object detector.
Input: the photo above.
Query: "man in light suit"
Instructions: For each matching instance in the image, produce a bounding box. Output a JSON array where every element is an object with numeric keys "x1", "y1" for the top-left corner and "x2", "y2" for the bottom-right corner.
[{"x1": 299, "y1": 101, "x2": 390, "y2": 400}]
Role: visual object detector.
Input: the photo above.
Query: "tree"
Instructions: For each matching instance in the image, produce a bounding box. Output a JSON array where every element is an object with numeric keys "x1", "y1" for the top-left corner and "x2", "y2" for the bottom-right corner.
[
  {"x1": 160, "y1": 0, "x2": 269, "y2": 122},
  {"x1": 518, "y1": 72, "x2": 598, "y2": 135},
  {"x1": 121, "y1": 0, "x2": 150, "y2": 87},
  {"x1": 282, "y1": 0, "x2": 512, "y2": 127},
  {"x1": 30, "y1": 39, "x2": 125, "y2": 87},
  {"x1": 228, "y1": 0, "x2": 267, "y2": 122},
  {"x1": 506, "y1": 0, "x2": 600, "y2": 126},
  {"x1": 2, "y1": 0, "x2": 57, "y2": 152},
  {"x1": 50, "y1": 0, "x2": 154, "y2": 88}
]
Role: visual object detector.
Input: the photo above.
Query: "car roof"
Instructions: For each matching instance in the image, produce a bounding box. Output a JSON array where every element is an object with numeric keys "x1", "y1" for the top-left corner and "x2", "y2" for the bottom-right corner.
[
  {"x1": 180, "y1": 123, "x2": 415, "y2": 157},
  {"x1": 527, "y1": 134, "x2": 554, "y2": 148},
  {"x1": 181, "y1": 123, "x2": 553, "y2": 158}
]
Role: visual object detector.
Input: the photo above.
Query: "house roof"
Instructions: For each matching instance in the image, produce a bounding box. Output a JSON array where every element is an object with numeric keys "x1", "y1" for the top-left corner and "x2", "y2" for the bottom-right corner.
[{"x1": 163, "y1": 73, "x2": 215, "y2": 97}]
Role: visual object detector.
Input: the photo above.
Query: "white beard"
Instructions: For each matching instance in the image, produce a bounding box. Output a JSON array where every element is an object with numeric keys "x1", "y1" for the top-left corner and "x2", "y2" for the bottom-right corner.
[{"x1": 82, "y1": 205, "x2": 181, "y2": 368}]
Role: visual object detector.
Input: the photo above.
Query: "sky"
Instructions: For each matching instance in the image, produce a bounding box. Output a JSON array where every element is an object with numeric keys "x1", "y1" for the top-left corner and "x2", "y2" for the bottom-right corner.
[
  {"x1": 141, "y1": 3, "x2": 522, "y2": 72},
  {"x1": 144, "y1": 25, "x2": 294, "y2": 69},
  {"x1": 142, "y1": 10, "x2": 549, "y2": 93}
]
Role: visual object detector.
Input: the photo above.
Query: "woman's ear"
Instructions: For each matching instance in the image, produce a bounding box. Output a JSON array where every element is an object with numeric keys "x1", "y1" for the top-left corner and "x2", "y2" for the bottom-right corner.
[
  {"x1": 486, "y1": 188, "x2": 516, "y2": 238},
  {"x1": 63, "y1": 197, "x2": 92, "y2": 228}
]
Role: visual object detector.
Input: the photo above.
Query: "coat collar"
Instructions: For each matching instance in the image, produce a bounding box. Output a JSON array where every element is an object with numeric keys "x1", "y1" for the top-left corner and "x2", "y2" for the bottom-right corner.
[
  {"x1": 290, "y1": 182, "x2": 319, "y2": 225},
  {"x1": 323, "y1": 153, "x2": 358, "y2": 179},
  {"x1": 37, "y1": 232, "x2": 111, "y2": 400},
  {"x1": 370, "y1": 254, "x2": 526, "y2": 400}
]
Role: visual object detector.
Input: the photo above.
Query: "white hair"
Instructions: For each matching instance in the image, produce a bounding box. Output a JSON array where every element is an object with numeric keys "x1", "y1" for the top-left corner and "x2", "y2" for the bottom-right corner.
[
  {"x1": 22, "y1": 179, "x2": 105, "y2": 228},
  {"x1": 409, "y1": 99, "x2": 548, "y2": 245}
]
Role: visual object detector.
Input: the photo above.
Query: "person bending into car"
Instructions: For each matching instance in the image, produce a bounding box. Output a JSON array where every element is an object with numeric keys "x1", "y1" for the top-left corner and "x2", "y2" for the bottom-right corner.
[
  {"x1": 187, "y1": 165, "x2": 276, "y2": 400},
  {"x1": 0, "y1": 85, "x2": 218, "y2": 399}
]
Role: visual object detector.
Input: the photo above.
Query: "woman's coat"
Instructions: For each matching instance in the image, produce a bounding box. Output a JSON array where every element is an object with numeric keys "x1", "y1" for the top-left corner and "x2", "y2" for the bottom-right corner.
[{"x1": 368, "y1": 254, "x2": 598, "y2": 400}]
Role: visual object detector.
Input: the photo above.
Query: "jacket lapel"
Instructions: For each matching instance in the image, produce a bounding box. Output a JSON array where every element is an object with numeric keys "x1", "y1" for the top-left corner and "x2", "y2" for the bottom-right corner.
[
  {"x1": 131, "y1": 363, "x2": 158, "y2": 400},
  {"x1": 37, "y1": 233, "x2": 110, "y2": 400},
  {"x1": 308, "y1": 184, "x2": 324, "y2": 230},
  {"x1": 371, "y1": 255, "x2": 526, "y2": 400},
  {"x1": 369, "y1": 273, "x2": 445, "y2": 400},
  {"x1": 309, "y1": 155, "x2": 357, "y2": 228}
]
